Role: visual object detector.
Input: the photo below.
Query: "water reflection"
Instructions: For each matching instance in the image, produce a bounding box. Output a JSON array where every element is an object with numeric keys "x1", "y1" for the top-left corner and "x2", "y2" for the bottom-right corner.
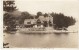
[
  {"x1": 4, "y1": 31, "x2": 16, "y2": 34},
  {"x1": 21, "y1": 33, "x2": 48, "y2": 35},
  {"x1": 54, "y1": 32, "x2": 68, "y2": 35},
  {"x1": 3, "y1": 31, "x2": 78, "y2": 48}
]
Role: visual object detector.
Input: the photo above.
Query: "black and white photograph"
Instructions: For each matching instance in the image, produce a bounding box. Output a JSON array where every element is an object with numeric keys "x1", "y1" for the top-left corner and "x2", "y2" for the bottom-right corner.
[{"x1": 3, "y1": 0, "x2": 79, "y2": 48}]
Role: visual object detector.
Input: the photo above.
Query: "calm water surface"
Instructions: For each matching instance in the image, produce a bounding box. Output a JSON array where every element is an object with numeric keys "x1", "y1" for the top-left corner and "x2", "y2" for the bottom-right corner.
[{"x1": 3, "y1": 31, "x2": 78, "y2": 48}]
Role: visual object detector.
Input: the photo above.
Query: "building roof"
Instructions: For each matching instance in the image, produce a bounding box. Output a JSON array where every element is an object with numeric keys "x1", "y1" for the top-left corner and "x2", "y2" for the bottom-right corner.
[
  {"x1": 24, "y1": 19, "x2": 37, "y2": 25},
  {"x1": 38, "y1": 15, "x2": 53, "y2": 22}
]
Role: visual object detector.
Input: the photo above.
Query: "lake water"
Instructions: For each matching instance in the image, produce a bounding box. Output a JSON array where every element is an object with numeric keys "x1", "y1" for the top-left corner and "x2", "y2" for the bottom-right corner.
[{"x1": 3, "y1": 31, "x2": 78, "y2": 48}]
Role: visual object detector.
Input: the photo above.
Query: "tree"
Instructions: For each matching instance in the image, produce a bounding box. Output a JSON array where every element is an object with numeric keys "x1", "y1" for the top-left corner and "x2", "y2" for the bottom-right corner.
[
  {"x1": 35, "y1": 12, "x2": 43, "y2": 18},
  {"x1": 3, "y1": 0, "x2": 17, "y2": 12},
  {"x1": 4, "y1": 13, "x2": 16, "y2": 31},
  {"x1": 44, "y1": 13, "x2": 48, "y2": 17},
  {"x1": 19, "y1": 12, "x2": 33, "y2": 24},
  {"x1": 21, "y1": 12, "x2": 30, "y2": 19},
  {"x1": 51, "y1": 12, "x2": 76, "y2": 30},
  {"x1": 3, "y1": 0, "x2": 17, "y2": 31}
]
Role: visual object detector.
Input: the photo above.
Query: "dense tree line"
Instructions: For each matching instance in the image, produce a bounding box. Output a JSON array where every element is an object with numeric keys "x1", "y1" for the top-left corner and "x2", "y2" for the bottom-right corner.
[
  {"x1": 51, "y1": 12, "x2": 76, "y2": 30},
  {"x1": 3, "y1": 0, "x2": 17, "y2": 31},
  {"x1": 3, "y1": 11, "x2": 76, "y2": 31},
  {"x1": 4, "y1": 11, "x2": 76, "y2": 31},
  {"x1": 4, "y1": 13, "x2": 16, "y2": 31}
]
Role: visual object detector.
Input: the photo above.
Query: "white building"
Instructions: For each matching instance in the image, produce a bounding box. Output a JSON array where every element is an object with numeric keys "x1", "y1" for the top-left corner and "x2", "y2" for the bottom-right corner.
[{"x1": 24, "y1": 19, "x2": 36, "y2": 25}]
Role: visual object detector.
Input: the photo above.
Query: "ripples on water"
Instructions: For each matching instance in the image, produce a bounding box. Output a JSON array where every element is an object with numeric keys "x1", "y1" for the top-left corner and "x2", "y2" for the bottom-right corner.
[{"x1": 3, "y1": 31, "x2": 78, "y2": 48}]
